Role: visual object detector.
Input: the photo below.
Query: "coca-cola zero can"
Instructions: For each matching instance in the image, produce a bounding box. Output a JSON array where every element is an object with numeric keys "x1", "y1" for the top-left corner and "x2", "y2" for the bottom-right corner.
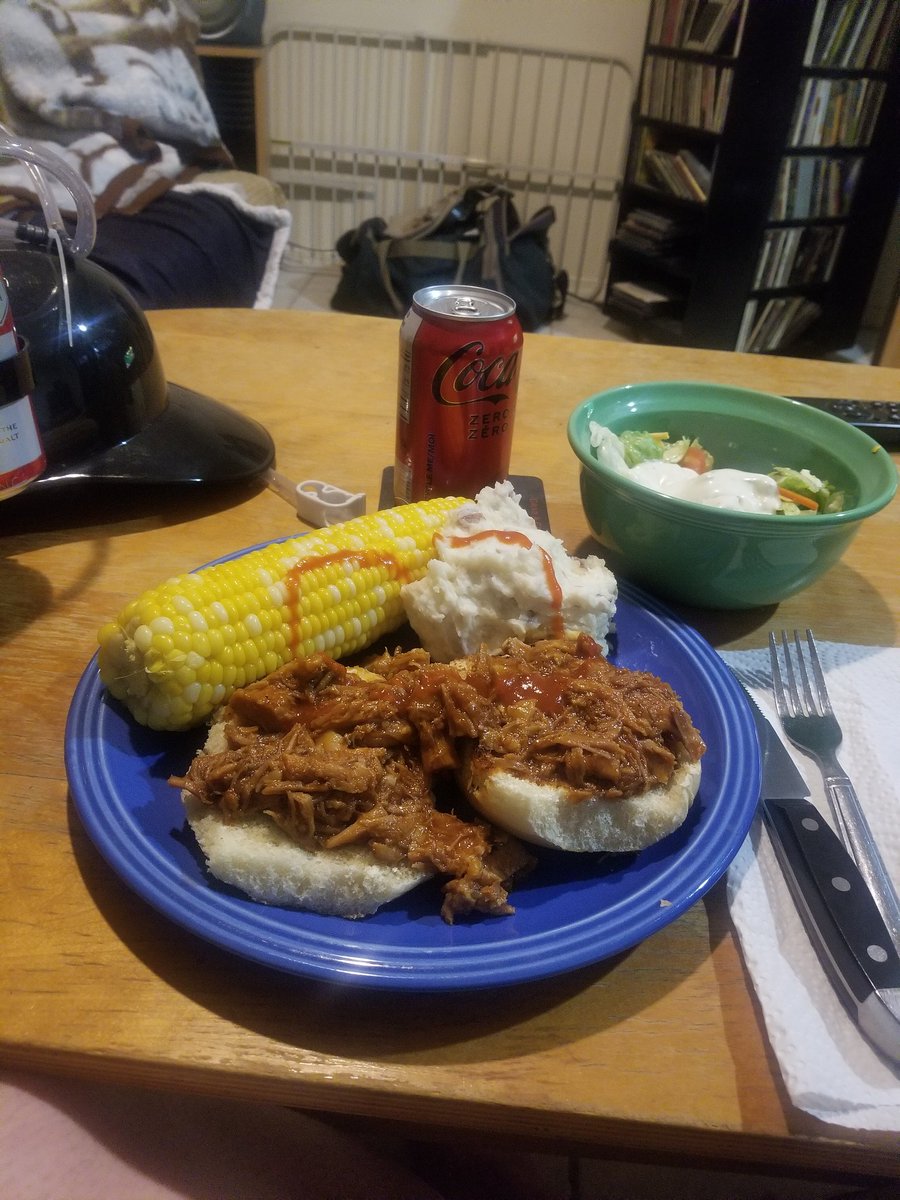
[{"x1": 394, "y1": 284, "x2": 522, "y2": 502}]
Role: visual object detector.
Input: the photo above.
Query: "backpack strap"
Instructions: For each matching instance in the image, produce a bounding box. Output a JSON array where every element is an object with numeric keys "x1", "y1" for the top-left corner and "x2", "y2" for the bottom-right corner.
[
  {"x1": 477, "y1": 191, "x2": 511, "y2": 293},
  {"x1": 382, "y1": 178, "x2": 504, "y2": 240},
  {"x1": 386, "y1": 238, "x2": 475, "y2": 282},
  {"x1": 373, "y1": 235, "x2": 477, "y2": 312},
  {"x1": 387, "y1": 239, "x2": 472, "y2": 261},
  {"x1": 373, "y1": 236, "x2": 407, "y2": 315}
]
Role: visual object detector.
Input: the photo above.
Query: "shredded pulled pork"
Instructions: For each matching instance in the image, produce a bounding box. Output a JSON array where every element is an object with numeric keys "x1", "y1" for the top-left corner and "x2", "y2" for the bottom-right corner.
[
  {"x1": 462, "y1": 636, "x2": 707, "y2": 801},
  {"x1": 171, "y1": 636, "x2": 705, "y2": 922}
]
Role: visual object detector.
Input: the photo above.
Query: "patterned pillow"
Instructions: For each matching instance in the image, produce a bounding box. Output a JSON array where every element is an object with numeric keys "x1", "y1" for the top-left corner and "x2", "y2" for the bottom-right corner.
[{"x1": 0, "y1": 0, "x2": 231, "y2": 216}]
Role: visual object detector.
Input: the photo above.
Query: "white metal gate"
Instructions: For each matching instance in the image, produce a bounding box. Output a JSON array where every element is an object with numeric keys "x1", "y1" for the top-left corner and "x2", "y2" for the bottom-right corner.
[{"x1": 266, "y1": 24, "x2": 635, "y2": 298}]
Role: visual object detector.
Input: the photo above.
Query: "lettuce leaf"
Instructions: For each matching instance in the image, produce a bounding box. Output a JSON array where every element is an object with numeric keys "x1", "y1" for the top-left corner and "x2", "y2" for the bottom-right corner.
[
  {"x1": 619, "y1": 431, "x2": 666, "y2": 467},
  {"x1": 770, "y1": 466, "x2": 844, "y2": 514}
]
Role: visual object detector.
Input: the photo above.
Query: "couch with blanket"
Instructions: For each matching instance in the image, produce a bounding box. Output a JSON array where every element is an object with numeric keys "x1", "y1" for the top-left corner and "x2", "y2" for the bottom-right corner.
[{"x1": 0, "y1": 0, "x2": 290, "y2": 310}]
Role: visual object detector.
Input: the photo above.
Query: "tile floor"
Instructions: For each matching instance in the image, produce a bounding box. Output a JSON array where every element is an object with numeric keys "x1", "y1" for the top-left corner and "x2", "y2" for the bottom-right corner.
[{"x1": 270, "y1": 254, "x2": 633, "y2": 343}]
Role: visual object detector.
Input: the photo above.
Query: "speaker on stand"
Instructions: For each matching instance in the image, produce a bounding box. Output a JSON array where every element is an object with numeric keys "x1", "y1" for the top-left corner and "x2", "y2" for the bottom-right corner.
[
  {"x1": 188, "y1": 1, "x2": 268, "y2": 175},
  {"x1": 189, "y1": 0, "x2": 265, "y2": 46}
]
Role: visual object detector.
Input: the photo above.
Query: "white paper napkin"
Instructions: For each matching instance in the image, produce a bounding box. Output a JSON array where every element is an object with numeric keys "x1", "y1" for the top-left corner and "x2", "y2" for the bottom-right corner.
[{"x1": 720, "y1": 642, "x2": 900, "y2": 1131}]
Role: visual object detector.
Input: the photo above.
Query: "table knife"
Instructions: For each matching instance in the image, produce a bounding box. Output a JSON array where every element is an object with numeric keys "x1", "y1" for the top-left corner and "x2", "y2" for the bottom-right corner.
[{"x1": 745, "y1": 694, "x2": 900, "y2": 1064}]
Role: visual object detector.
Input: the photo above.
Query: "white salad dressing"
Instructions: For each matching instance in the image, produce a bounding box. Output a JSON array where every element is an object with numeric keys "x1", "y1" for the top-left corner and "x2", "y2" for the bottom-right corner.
[
  {"x1": 629, "y1": 461, "x2": 781, "y2": 512},
  {"x1": 588, "y1": 422, "x2": 782, "y2": 514}
]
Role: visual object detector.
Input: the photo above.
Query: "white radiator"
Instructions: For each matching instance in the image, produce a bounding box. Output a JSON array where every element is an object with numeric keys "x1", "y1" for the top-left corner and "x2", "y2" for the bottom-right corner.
[{"x1": 266, "y1": 24, "x2": 635, "y2": 299}]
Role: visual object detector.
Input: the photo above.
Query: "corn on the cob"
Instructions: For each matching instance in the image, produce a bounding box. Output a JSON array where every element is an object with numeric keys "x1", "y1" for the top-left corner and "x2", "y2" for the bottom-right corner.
[{"x1": 98, "y1": 496, "x2": 464, "y2": 731}]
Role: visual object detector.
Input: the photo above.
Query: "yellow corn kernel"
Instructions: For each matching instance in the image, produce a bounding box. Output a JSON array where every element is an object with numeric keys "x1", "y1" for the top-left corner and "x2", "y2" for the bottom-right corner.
[{"x1": 98, "y1": 496, "x2": 464, "y2": 731}]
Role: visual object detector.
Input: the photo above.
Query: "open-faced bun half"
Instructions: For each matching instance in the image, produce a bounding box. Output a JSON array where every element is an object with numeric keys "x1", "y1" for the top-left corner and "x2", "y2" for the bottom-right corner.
[
  {"x1": 184, "y1": 797, "x2": 430, "y2": 917},
  {"x1": 463, "y1": 758, "x2": 701, "y2": 853},
  {"x1": 182, "y1": 723, "x2": 431, "y2": 918}
]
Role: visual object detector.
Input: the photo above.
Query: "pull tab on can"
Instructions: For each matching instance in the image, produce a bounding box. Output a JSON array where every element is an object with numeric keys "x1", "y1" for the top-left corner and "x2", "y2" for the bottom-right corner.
[{"x1": 0, "y1": 264, "x2": 46, "y2": 499}]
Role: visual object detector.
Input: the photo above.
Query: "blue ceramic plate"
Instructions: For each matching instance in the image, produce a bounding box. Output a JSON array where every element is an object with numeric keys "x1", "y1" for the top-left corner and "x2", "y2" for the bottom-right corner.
[{"x1": 66, "y1": 572, "x2": 759, "y2": 991}]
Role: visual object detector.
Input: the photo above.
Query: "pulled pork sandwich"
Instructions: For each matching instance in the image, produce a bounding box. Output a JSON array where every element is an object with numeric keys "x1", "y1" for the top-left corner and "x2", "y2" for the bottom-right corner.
[
  {"x1": 171, "y1": 634, "x2": 705, "y2": 923},
  {"x1": 172, "y1": 653, "x2": 536, "y2": 923},
  {"x1": 460, "y1": 636, "x2": 705, "y2": 852}
]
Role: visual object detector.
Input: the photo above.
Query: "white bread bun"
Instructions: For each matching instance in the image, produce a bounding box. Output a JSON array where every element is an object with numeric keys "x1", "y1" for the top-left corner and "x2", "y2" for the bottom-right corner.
[
  {"x1": 183, "y1": 797, "x2": 429, "y2": 917},
  {"x1": 181, "y1": 723, "x2": 430, "y2": 917},
  {"x1": 464, "y1": 759, "x2": 701, "y2": 852}
]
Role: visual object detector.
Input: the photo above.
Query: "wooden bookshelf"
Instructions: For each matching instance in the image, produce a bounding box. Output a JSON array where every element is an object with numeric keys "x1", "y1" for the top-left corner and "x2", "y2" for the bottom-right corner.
[{"x1": 602, "y1": 0, "x2": 900, "y2": 357}]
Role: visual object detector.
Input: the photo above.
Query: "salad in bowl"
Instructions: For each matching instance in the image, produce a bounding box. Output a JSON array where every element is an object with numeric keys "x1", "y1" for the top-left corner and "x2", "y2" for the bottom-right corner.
[{"x1": 588, "y1": 425, "x2": 845, "y2": 516}]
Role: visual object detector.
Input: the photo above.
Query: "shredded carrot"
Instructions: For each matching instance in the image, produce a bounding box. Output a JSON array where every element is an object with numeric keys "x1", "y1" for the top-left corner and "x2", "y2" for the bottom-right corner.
[{"x1": 778, "y1": 486, "x2": 819, "y2": 511}]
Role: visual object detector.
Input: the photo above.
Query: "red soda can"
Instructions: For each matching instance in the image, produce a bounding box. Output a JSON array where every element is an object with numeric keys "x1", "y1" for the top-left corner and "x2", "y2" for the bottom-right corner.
[
  {"x1": 0, "y1": 267, "x2": 45, "y2": 500},
  {"x1": 394, "y1": 284, "x2": 522, "y2": 502}
]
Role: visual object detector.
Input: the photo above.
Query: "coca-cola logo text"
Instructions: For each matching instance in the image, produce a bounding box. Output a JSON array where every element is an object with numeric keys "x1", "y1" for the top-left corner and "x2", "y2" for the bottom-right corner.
[{"x1": 432, "y1": 340, "x2": 519, "y2": 406}]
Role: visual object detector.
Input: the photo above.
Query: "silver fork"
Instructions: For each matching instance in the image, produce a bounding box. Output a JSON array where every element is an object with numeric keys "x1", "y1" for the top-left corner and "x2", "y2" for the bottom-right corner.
[{"x1": 769, "y1": 629, "x2": 900, "y2": 948}]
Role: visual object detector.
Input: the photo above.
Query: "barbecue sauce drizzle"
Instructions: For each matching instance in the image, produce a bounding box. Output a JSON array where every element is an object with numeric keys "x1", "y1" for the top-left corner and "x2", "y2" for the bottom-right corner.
[
  {"x1": 282, "y1": 528, "x2": 564, "y2": 654},
  {"x1": 440, "y1": 529, "x2": 565, "y2": 637},
  {"x1": 283, "y1": 549, "x2": 410, "y2": 652}
]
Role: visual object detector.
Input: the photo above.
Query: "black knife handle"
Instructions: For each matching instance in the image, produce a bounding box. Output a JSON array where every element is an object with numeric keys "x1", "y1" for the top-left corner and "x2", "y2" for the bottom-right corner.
[{"x1": 764, "y1": 798, "x2": 900, "y2": 999}]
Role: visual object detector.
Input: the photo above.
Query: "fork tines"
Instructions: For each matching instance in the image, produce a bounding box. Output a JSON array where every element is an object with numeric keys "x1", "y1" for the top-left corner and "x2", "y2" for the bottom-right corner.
[
  {"x1": 769, "y1": 627, "x2": 900, "y2": 948},
  {"x1": 769, "y1": 628, "x2": 833, "y2": 718}
]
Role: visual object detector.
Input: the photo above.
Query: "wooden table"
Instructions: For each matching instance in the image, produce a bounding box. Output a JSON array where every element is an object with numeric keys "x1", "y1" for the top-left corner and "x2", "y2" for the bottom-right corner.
[{"x1": 3, "y1": 310, "x2": 898, "y2": 1180}]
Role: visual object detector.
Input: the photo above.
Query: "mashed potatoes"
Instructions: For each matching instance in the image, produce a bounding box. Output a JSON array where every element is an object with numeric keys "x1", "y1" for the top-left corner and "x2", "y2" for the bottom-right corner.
[{"x1": 401, "y1": 481, "x2": 617, "y2": 660}]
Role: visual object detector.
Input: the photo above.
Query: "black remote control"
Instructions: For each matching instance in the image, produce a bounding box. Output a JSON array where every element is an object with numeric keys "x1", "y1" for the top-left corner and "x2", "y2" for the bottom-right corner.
[{"x1": 787, "y1": 396, "x2": 900, "y2": 449}]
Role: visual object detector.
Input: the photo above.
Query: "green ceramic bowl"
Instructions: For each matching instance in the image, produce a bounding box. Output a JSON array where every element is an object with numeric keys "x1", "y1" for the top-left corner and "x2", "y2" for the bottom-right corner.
[{"x1": 567, "y1": 381, "x2": 898, "y2": 609}]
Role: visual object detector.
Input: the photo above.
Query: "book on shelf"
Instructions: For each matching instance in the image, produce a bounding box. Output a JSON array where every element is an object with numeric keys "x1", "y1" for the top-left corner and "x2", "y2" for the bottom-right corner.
[
  {"x1": 626, "y1": 207, "x2": 683, "y2": 234},
  {"x1": 678, "y1": 147, "x2": 712, "y2": 193},
  {"x1": 649, "y1": 0, "x2": 748, "y2": 55},
  {"x1": 804, "y1": 0, "x2": 899, "y2": 70},
  {"x1": 640, "y1": 54, "x2": 733, "y2": 132},
  {"x1": 711, "y1": 65, "x2": 733, "y2": 130},
  {"x1": 609, "y1": 279, "x2": 680, "y2": 319},
  {"x1": 671, "y1": 152, "x2": 708, "y2": 200},
  {"x1": 617, "y1": 209, "x2": 675, "y2": 247},
  {"x1": 789, "y1": 77, "x2": 886, "y2": 147},
  {"x1": 779, "y1": 298, "x2": 822, "y2": 349},
  {"x1": 684, "y1": 0, "x2": 745, "y2": 54},
  {"x1": 735, "y1": 299, "x2": 758, "y2": 352},
  {"x1": 794, "y1": 156, "x2": 816, "y2": 219},
  {"x1": 640, "y1": 145, "x2": 710, "y2": 202},
  {"x1": 770, "y1": 154, "x2": 861, "y2": 220},
  {"x1": 791, "y1": 224, "x2": 845, "y2": 283},
  {"x1": 773, "y1": 296, "x2": 822, "y2": 350},
  {"x1": 752, "y1": 228, "x2": 791, "y2": 290},
  {"x1": 741, "y1": 295, "x2": 822, "y2": 353},
  {"x1": 615, "y1": 207, "x2": 700, "y2": 262},
  {"x1": 649, "y1": 0, "x2": 689, "y2": 47},
  {"x1": 752, "y1": 225, "x2": 845, "y2": 289},
  {"x1": 683, "y1": 1, "x2": 726, "y2": 50},
  {"x1": 852, "y1": 0, "x2": 899, "y2": 68},
  {"x1": 840, "y1": 0, "x2": 877, "y2": 65},
  {"x1": 643, "y1": 149, "x2": 688, "y2": 198}
]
